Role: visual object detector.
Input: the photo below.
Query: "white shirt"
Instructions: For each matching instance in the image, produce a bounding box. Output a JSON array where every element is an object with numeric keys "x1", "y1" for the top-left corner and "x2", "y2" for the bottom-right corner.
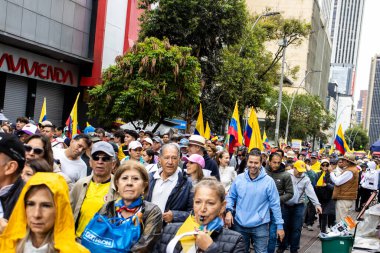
[
  {"x1": 330, "y1": 168, "x2": 353, "y2": 186},
  {"x1": 219, "y1": 166, "x2": 236, "y2": 192},
  {"x1": 24, "y1": 239, "x2": 49, "y2": 253},
  {"x1": 53, "y1": 149, "x2": 87, "y2": 183},
  {"x1": 151, "y1": 169, "x2": 179, "y2": 212}
]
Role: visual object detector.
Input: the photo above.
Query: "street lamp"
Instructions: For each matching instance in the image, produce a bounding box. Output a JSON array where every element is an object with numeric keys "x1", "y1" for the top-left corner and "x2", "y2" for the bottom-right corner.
[
  {"x1": 284, "y1": 70, "x2": 321, "y2": 144},
  {"x1": 239, "y1": 11, "x2": 280, "y2": 54}
]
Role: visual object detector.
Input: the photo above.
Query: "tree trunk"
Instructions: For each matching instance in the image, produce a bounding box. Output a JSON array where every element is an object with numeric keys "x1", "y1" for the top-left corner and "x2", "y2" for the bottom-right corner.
[{"x1": 152, "y1": 118, "x2": 164, "y2": 133}]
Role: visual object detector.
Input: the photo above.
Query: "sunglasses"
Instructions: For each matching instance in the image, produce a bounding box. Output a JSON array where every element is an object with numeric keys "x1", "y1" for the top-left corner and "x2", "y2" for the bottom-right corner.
[
  {"x1": 91, "y1": 155, "x2": 112, "y2": 162},
  {"x1": 24, "y1": 145, "x2": 44, "y2": 155},
  {"x1": 321, "y1": 163, "x2": 329, "y2": 167}
]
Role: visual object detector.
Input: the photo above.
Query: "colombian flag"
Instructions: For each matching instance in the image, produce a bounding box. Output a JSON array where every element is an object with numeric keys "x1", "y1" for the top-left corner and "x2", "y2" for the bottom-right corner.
[
  {"x1": 65, "y1": 93, "x2": 80, "y2": 139},
  {"x1": 334, "y1": 124, "x2": 350, "y2": 155},
  {"x1": 228, "y1": 102, "x2": 243, "y2": 153},
  {"x1": 194, "y1": 104, "x2": 204, "y2": 136},
  {"x1": 204, "y1": 121, "x2": 211, "y2": 140},
  {"x1": 263, "y1": 131, "x2": 270, "y2": 150},
  {"x1": 244, "y1": 107, "x2": 263, "y2": 151},
  {"x1": 39, "y1": 97, "x2": 47, "y2": 123}
]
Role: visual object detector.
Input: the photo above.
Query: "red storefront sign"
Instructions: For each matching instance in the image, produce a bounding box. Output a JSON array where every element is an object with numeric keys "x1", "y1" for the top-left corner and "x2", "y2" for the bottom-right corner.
[{"x1": 0, "y1": 44, "x2": 79, "y2": 86}]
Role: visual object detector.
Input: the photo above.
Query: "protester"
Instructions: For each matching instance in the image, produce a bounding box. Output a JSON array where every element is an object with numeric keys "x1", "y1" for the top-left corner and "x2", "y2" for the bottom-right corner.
[
  {"x1": 217, "y1": 151, "x2": 236, "y2": 192},
  {"x1": 118, "y1": 129, "x2": 139, "y2": 160},
  {"x1": 152, "y1": 136, "x2": 162, "y2": 155},
  {"x1": 310, "y1": 152, "x2": 321, "y2": 173},
  {"x1": 147, "y1": 143, "x2": 193, "y2": 223},
  {"x1": 277, "y1": 160, "x2": 322, "y2": 253},
  {"x1": 40, "y1": 120, "x2": 65, "y2": 149},
  {"x1": 1, "y1": 123, "x2": 11, "y2": 134},
  {"x1": 359, "y1": 161, "x2": 378, "y2": 209},
  {"x1": 225, "y1": 151, "x2": 284, "y2": 253},
  {"x1": 90, "y1": 161, "x2": 162, "y2": 252},
  {"x1": 142, "y1": 137, "x2": 153, "y2": 151},
  {"x1": 265, "y1": 152, "x2": 294, "y2": 253},
  {"x1": 162, "y1": 133, "x2": 170, "y2": 144},
  {"x1": 17, "y1": 123, "x2": 38, "y2": 143},
  {"x1": 330, "y1": 152, "x2": 359, "y2": 223},
  {"x1": 183, "y1": 154, "x2": 205, "y2": 186},
  {"x1": 142, "y1": 149, "x2": 155, "y2": 166},
  {"x1": 206, "y1": 143, "x2": 217, "y2": 161},
  {"x1": 54, "y1": 134, "x2": 91, "y2": 183},
  {"x1": 21, "y1": 159, "x2": 53, "y2": 182},
  {"x1": 179, "y1": 138, "x2": 189, "y2": 157},
  {"x1": 0, "y1": 133, "x2": 26, "y2": 220},
  {"x1": 156, "y1": 178, "x2": 245, "y2": 252},
  {"x1": 70, "y1": 141, "x2": 118, "y2": 238},
  {"x1": 230, "y1": 146, "x2": 247, "y2": 175},
  {"x1": 186, "y1": 135, "x2": 220, "y2": 180},
  {"x1": 0, "y1": 173, "x2": 89, "y2": 252},
  {"x1": 15, "y1": 117, "x2": 29, "y2": 133},
  {"x1": 315, "y1": 159, "x2": 335, "y2": 233},
  {"x1": 112, "y1": 130, "x2": 125, "y2": 147},
  {"x1": 121, "y1": 140, "x2": 144, "y2": 164}
]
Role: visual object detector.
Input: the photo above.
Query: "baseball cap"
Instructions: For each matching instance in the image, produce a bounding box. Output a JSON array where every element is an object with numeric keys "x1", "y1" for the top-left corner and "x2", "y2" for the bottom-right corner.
[
  {"x1": 142, "y1": 137, "x2": 153, "y2": 145},
  {"x1": 0, "y1": 133, "x2": 26, "y2": 169},
  {"x1": 182, "y1": 154, "x2": 205, "y2": 169},
  {"x1": 91, "y1": 141, "x2": 115, "y2": 157},
  {"x1": 20, "y1": 124, "x2": 38, "y2": 136},
  {"x1": 84, "y1": 125, "x2": 95, "y2": 134},
  {"x1": 293, "y1": 160, "x2": 307, "y2": 173},
  {"x1": 320, "y1": 159, "x2": 330, "y2": 165},
  {"x1": 179, "y1": 138, "x2": 189, "y2": 148},
  {"x1": 129, "y1": 140, "x2": 142, "y2": 150},
  {"x1": 40, "y1": 120, "x2": 54, "y2": 128},
  {"x1": 310, "y1": 152, "x2": 318, "y2": 158},
  {"x1": 286, "y1": 151, "x2": 295, "y2": 159},
  {"x1": 152, "y1": 136, "x2": 163, "y2": 144}
]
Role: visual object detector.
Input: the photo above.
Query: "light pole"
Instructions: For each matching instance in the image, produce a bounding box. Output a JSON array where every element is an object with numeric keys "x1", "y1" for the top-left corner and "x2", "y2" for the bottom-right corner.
[
  {"x1": 274, "y1": 38, "x2": 287, "y2": 145},
  {"x1": 239, "y1": 11, "x2": 280, "y2": 54},
  {"x1": 284, "y1": 70, "x2": 321, "y2": 144}
]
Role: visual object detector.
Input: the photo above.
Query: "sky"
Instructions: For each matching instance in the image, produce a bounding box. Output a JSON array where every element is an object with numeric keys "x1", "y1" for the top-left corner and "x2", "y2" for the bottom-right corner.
[{"x1": 354, "y1": 0, "x2": 380, "y2": 104}]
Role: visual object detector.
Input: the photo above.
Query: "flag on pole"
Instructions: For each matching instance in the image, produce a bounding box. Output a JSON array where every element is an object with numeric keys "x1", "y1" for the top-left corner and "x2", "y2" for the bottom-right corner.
[
  {"x1": 39, "y1": 97, "x2": 47, "y2": 123},
  {"x1": 227, "y1": 102, "x2": 243, "y2": 153},
  {"x1": 263, "y1": 131, "x2": 270, "y2": 150},
  {"x1": 194, "y1": 104, "x2": 204, "y2": 136},
  {"x1": 65, "y1": 93, "x2": 80, "y2": 139},
  {"x1": 334, "y1": 124, "x2": 350, "y2": 155},
  {"x1": 204, "y1": 121, "x2": 211, "y2": 140},
  {"x1": 247, "y1": 107, "x2": 263, "y2": 152}
]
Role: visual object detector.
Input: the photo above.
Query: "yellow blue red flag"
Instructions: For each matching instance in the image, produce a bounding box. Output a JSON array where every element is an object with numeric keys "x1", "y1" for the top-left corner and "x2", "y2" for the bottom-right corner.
[
  {"x1": 39, "y1": 97, "x2": 47, "y2": 123},
  {"x1": 204, "y1": 121, "x2": 211, "y2": 140},
  {"x1": 65, "y1": 93, "x2": 80, "y2": 139},
  {"x1": 228, "y1": 102, "x2": 243, "y2": 153},
  {"x1": 334, "y1": 124, "x2": 350, "y2": 155},
  {"x1": 263, "y1": 131, "x2": 270, "y2": 150},
  {"x1": 194, "y1": 104, "x2": 204, "y2": 136},
  {"x1": 244, "y1": 107, "x2": 263, "y2": 151}
]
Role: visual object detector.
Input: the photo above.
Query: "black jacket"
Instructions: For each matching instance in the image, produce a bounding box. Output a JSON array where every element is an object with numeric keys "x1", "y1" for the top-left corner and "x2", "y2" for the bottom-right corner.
[
  {"x1": 265, "y1": 165, "x2": 294, "y2": 204},
  {"x1": 315, "y1": 171, "x2": 334, "y2": 204},
  {"x1": 0, "y1": 177, "x2": 24, "y2": 219},
  {"x1": 147, "y1": 171, "x2": 193, "y2": 222},
  {"x1": 154, "y1": 222, "x2": 245, "y2": 253},
  {"x1": 203, "y1": 154, "x2": 220, "y2": 180}
]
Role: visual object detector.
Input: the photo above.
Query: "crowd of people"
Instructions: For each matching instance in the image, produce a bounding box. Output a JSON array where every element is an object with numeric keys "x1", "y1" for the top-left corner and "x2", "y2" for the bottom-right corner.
[{"x1": 0, "y1": 117, "x2": 379, "y2": 253}]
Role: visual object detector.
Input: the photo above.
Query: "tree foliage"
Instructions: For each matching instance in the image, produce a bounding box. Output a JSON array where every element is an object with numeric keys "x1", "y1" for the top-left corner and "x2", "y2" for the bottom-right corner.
[
  {"x1": 344, "y1": 126, "x2": 369, "y2": 150},
  {"x1": 262, "y1": 92, "x2": 334, "y2": 142},
  {"x1": 87, "y1": 37, "x2": 201, "y2": 128}
]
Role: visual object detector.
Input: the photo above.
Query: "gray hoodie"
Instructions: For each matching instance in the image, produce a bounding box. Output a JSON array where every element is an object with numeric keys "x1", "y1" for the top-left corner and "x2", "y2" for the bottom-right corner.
[{"x1": 288, "y1": 169, "x2": 321, "y2": 207}]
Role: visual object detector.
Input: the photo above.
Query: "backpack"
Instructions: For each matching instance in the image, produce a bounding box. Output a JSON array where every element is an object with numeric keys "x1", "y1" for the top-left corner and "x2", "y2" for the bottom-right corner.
[
  {"x1": 285, "y1": 176, "x2": 305, "y2": 206},
  {"x1": 361, "y1": 170, "x2": 379, "y2": 191}
]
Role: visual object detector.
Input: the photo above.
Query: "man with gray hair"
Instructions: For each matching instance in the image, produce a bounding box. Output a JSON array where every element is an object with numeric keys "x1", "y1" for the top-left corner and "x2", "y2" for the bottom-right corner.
[{"x1": 147, "y1": 143, "x2": 193, "y2": 223}]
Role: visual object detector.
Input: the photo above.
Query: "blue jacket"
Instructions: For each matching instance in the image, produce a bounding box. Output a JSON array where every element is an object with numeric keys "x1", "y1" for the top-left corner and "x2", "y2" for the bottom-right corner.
[
  {"x1": 147, "y1": 170, "x2": 193, "y2": 222},
  {"x1": 226, "y1": 168, "x2": 284, "y2": 229}
]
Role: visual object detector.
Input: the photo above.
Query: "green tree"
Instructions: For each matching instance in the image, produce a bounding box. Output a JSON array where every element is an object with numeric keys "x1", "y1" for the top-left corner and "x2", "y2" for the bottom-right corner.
[
  {"x1": 344, "y1": 126, "x2": 369, "y2": 150},
  {"x1": 262, "y1": 92, "x2": 334, "y2": 142},
  {"x1": 87, "y1": 37, "x2": 201, "y2": 130}
]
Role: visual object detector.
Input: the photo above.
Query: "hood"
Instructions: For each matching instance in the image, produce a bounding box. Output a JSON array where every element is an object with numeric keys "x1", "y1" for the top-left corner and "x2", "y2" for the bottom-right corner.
[
  {"x1": 0, "y1": 173, "x2": 89, "y2": 253},
  {"x1": 266, "y1": 164, "x2": 285, "y2": 173},
  {"x1": 244, "y1": 166, "x2": 267, "y2": 181}
]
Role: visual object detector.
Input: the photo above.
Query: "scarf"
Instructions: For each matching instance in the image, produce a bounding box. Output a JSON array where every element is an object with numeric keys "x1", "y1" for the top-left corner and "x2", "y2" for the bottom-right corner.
[
  {"x1": 316, "y1": 171, "x2": 326, "y2": 187},
  {"x1": 115, "y1": 196, "x2": 143, "y2": 214},
  {"x1": 175, "y1": 215, "x2": 223, "y2": 253}
]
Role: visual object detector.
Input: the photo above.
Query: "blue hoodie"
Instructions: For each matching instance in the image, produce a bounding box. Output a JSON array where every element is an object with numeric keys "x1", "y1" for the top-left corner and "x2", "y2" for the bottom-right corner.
[{"x1": 226, "y1": 167, "x2": 284, "y2": 229}]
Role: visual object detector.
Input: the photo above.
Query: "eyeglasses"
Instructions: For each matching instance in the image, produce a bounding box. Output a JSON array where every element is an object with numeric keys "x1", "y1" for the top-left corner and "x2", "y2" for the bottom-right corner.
[
  {"x1": 91, "y1": 155, "x2": 112, "y2": 162},
  {"x1": 132, "y1": 148, "x2": 143, "y2": 152},
  {"x1": 24, "y1": 145, "x2": 44, "y2": 155},
  {"x1": 321, "y1": 164, "x2": 329, "y2": 167}
]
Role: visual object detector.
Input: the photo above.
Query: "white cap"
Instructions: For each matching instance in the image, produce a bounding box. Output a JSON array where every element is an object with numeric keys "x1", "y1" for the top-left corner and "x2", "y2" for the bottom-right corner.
[
  {"x1": 129, "y1": 140, "x2": 143, "y2": 150},
  {"x1": 142, "y1": 137, "x2": 153, "y2": 145}
]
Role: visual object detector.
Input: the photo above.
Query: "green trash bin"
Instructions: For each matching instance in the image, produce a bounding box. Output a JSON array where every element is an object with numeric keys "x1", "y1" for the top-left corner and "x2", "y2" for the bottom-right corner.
[{"x1": 320, "y1": 236, "x2": 354, "y2": 253}]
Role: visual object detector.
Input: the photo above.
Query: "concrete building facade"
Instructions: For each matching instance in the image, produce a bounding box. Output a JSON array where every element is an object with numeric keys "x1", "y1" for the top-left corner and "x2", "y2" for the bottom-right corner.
[{"x1": 246, "y1": 0, "x2": 331, "y2": 104}]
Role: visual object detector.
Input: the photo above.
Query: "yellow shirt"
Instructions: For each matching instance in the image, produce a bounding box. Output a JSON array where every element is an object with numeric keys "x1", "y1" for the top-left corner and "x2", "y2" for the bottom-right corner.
[
  {"x1": 311, "y1": 161, "x2": 321, "y2": 173},
  {"x1": 76, "y1": 181, "x2": 111, "y2": 237}
]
